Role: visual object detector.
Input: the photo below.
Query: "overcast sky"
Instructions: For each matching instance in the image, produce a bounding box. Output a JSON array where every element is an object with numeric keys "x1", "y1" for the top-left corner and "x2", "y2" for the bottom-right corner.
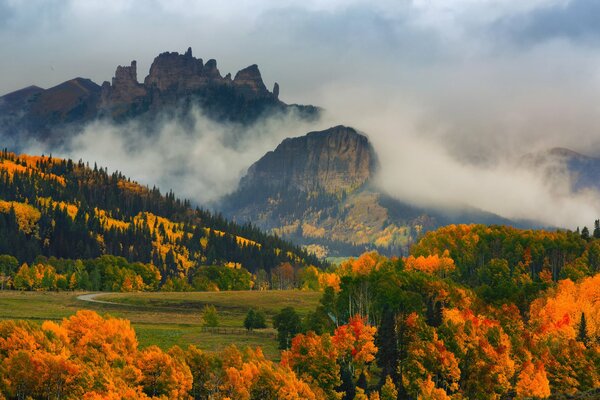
[{"x1": 4, "y1": 0, "x2": 600, "y2": 228}]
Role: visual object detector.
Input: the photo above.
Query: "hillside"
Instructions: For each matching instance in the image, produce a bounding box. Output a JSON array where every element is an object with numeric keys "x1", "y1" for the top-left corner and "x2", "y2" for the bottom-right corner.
[
  {"x1": 222, "y1": 126, "x2": 514, "y2": 257},
  {"x1": 522, "y1": 147, "x2": 600, "y2": 193},
  {"x1": 0, "y1": 150, "x2": 322, "y2": 288},
  {"x1": 0, "y1": 48, "x2": 319, "y2": 146}
]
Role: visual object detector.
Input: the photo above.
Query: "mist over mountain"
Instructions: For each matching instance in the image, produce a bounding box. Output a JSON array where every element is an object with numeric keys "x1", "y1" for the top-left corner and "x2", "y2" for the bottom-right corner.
[
  {"x1": 0, "y1": 47, "x2": 318, "y2": 148},
  {"x1": 3, "y1": 39, "x2": 600, "y2": 246},
  {"x1": 222, "y1": 126, "x2": 519, "y2": 256}
]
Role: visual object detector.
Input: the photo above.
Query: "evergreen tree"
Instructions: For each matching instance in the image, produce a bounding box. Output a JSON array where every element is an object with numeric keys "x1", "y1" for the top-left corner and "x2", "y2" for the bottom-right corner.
[
  {"x1": 581, "y1": 226, "x2": 590, "y2": 241},
  {"x1": 578, "y1": 312, "x2": 589, "y2": 346},
  {"x1": 376, "y1": 307, "x2": 400, "y2": 387}
]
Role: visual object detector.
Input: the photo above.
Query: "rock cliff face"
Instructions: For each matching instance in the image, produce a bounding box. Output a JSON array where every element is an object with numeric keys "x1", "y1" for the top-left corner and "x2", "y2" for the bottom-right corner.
[
  {"x1": 223, "y1": 125, "x2": 515, "y2": 257},
  {"x1": 98, "y1": 47, "x2": 289, "y2": 121},
  {"x1": 222, "y1": 126, "x2": 429, "y2": 257},
  {"x1": 240, "y1": 126, "x2": 377, "y2": 194},
  {"x1": 0, "y1": 48, "x2": 318, "y2": 145}
]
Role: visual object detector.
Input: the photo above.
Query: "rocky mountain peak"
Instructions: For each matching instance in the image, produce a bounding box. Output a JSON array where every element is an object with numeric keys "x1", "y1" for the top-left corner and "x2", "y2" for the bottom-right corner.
[
  {"x1": 240, "y1": 125, "x2": 377, "y2": 195},
  {"x1": 1, "y1": 47, "x2": 320, "y2": 141},
  {"x1": 232, "y1": 64, "x2": 269, "y2": 99}
]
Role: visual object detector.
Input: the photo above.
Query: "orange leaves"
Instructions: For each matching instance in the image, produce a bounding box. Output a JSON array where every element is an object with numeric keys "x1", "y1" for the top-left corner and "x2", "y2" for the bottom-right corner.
[
  {"x1": 418, "y1": 375, "x2": 452, "y2": 400},
  {"x1": 404, "y1": 251, "x2": 456, "y2": 276},
  {"x1": 515, "y1": 361, "x2": 551, "y2": 399},
  {"x1": 0, "y1": 155, "x2": 66, "y2": 186},
  {"x1": 529, "y1": 275, "x2": 600, "y2": 341},
  {"x1": 318, "y1": 272, "x2": 341, "y2": 292},
  {"x1": 136, "y1": 345, "x2": 192, "y2": 399},
  {"x1": 62, "y1": 310, "x2": 138, "y2": 365},
  {"x1": 0, "y1": 311, "x2": 202, "y2": 398},
  {"x1": 339, "y1": 252, "x2": 386, "y2": 277},
  {"x1": 333, "y1": 315, "x2": 378, "y2": 367},
  {"x1": 440, "y1": 308, "x2": 515, "y2": 399},
  {"x1": 220, "y1": 345, "x2": 318, "y2": 400},
  {"x1": 282, "y1": 332, "x2": 340, "y2": 397}
]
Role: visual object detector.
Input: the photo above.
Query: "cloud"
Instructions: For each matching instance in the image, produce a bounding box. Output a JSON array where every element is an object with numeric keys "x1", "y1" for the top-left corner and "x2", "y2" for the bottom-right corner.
[
  {"x1": 494, "y1": 0, "x2": 600, "y2": 45},
  {"x1": 5, "y1": 0, "x2": 600, "y2": 229},
  {"x1": 31, "y1": 108, "x2": 327, "y2": 205}
]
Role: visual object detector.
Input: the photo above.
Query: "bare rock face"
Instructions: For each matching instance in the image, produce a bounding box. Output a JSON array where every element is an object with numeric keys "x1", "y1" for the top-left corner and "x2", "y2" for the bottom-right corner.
[
  {"x1": 1, "y1": 47, "x2": 319, "y2": 142},
  {"x1": 100, "y1": 61, "x2": 147, "y2": 117},
  {"x1": 144, "y1": 48, "x2": 213, "y2": 91},
  {"x1": 97, "y1": 47, "x2": 285, "y2": 121},
  {"x1": 223, "y1": 126, "x2": 430, "y2": 256},
  {"x1": 240, "y1": 126, "x2": 377, "y2": 194},
  {"x1": 232, "y1": 65, "x2": 270, "y2": 99}
]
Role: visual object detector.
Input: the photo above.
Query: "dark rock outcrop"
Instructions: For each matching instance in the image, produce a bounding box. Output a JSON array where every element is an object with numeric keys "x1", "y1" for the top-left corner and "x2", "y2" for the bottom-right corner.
[
  {"x1": 222, "y1": 126, "x2": 427, "y2": 256},
  {"x1": 0, "y1": 48, "x2": 319, "y2": 144},
  {"x1": 240, "y1": 126, "x2": 377, "y2": 194},
  {"x1": 223, "y1": 125, "x2": 517, "y2": 257}
]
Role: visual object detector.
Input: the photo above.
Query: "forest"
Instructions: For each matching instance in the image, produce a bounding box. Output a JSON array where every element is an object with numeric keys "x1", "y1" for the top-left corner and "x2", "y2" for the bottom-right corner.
[
  {"x1": 1, "y1": 152, "x2": 600, "y2": 398},
  {"x1": 0, "y1": 222, "x2": 599, "y2": 398},
  {"x1": 0, "y1": 151, "x2": 323, "y2": 291}
]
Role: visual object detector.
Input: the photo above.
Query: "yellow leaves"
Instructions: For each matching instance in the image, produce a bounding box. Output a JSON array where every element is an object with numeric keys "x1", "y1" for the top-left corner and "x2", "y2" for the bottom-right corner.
[
  {"x1": 0, "y1": 201, "x2": 41, "y2": 234},
  {"x1": 515, "y1": 361, "x2": 551, "y2": 399},
  {"x1": 96, "y1": 208, "x2": 129, "y2": 230},
  {"x1": 302, "y1": 223, "x2": 326, "y2": 238},
  {"x1": 318, "y1": 272, "x2": 341, "y2": 292},
  {"x1": 529, "y1": 274, "x2": 600, "y2": 341},
  {"x1": 418, "y1": 375, "x2": 452, "y2": 400},
  {"x1": 0, "y1": 155, "x2": 65, "y2": 186},
  {"x1": 37, "y1": 197, "x2": 78, "y2": 218},
  {"x1": 117, "y1": 179, "x2": 149, "y2": 196}
]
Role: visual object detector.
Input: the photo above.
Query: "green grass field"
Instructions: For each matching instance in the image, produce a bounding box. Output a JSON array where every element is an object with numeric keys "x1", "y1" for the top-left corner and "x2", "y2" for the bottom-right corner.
[{"x1": 0, "y1": 290, "x2": 322, "y2": 360}]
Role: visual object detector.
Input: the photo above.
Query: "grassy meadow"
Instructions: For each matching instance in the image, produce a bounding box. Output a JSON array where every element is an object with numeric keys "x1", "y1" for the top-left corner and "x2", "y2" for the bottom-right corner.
[{"x1": 0, "y1": 290, "x2": 321, "y2": 360}]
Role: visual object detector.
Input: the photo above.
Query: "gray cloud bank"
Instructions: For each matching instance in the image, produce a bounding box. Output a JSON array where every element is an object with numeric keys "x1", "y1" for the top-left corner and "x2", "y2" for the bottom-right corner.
[{"x1": 5, "y1": 0, "x2": 600, "y2": 229}]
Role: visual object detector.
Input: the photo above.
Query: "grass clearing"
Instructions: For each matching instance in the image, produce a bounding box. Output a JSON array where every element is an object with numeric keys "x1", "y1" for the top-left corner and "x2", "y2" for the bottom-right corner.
[{"x1": 0, "y1": 290, "x2": 321, "y2": 360}]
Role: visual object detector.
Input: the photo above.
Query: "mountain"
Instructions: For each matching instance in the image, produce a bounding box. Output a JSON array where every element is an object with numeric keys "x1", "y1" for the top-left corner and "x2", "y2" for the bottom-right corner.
[
  {"x1": 0, "y1": 48, "x2": 319, "y2": 146},
  {"x1": 523, "y1": 147, "x2": 600, "y2": 192},
  {"x1": 222, "y1": 125, "x2": 514, "y2": 257},
  {"x1": 0, "y1": 150, "x2": 322, "y2": 281},
  {"x1": 221, "y1": 125, "x2": 411, "y2": 256}
]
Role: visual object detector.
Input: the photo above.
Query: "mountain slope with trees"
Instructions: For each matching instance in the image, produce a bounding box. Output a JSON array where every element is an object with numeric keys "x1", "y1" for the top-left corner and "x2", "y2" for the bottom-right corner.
[{"x1": 0, "y1": 150, "x2": 322, "y2": 290}]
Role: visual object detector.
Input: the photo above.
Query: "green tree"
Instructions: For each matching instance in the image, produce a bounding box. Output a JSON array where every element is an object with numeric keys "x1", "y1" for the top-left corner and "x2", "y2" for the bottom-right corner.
[
  {"x1": 578, "y1": 312, "x2": 589, "y2": 346},
  {"x1": 0, "y1": 254, "x2": 18, "y2": 290},
  {"x1": 273, "y1": 306, "x2": 302, "y2": 349},
  {"x1": 244, "y1": 309, "x2": 256, "y2": 331},
  {"x1": 202, "y1": 305, "x2": 219, "y2": 327},
  {"x1": 581, "y1": 226, "x2": 590, "y2": 241}
]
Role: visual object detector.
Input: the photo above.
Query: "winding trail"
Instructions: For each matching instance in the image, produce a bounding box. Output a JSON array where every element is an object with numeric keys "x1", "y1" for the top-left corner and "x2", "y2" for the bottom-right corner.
[{"x1": 76, "y1": 293, "x2": 122, "y2": 305}]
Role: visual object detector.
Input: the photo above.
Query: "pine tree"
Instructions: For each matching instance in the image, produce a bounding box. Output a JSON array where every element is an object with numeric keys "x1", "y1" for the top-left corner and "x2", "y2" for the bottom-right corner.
[
  {"x1": 376, "y1": 308, "x2": 399, "y2": 387},
  {"x1": 582, "y1": 226, "x2": 590, "y2": 241},
  {"x1": 578, "y1": 312, "x2": 589, "y2": 346}
]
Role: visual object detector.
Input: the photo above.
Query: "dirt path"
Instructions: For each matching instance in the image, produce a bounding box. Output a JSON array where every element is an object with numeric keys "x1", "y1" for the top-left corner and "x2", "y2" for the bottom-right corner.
[{"x1": 76, "y1": 293, "x2": 121, "y2": 305}]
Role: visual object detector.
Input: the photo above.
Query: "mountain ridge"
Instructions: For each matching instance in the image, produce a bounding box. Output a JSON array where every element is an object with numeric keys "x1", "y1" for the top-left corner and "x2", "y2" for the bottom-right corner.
[
  {"x1": 223, "y1": 126, "x2": 528, "y2": 257},
  {"x1": 0, "y1": 47, "x2": 319, "y2": 146}
]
